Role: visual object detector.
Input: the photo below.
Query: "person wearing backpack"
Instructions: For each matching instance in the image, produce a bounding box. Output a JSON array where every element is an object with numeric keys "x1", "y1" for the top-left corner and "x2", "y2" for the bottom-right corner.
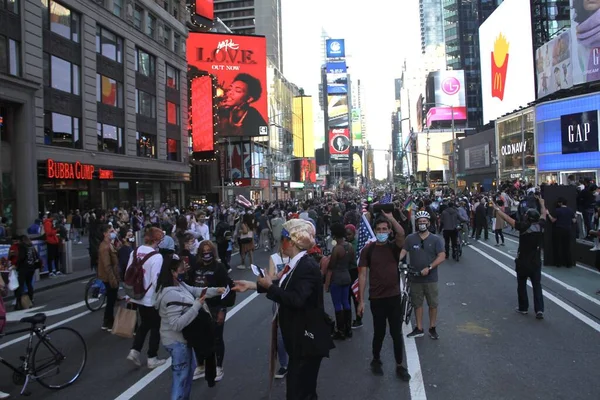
[
  {"x1": 357, "y1": 212, "x2": 411, "y2": 381},
  {"x1": 125, "y1": 227, "x2": 166, "y2": 369}
]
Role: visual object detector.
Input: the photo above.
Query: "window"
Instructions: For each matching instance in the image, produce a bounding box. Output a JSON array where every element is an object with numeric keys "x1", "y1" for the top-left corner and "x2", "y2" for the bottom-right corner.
[
  {"x1": 96, "y1": 74, "x2": 123, "y2": 107},
  {"x1": 167, "y1": 102, "x2": 179, "y2": 125},
  {"x1": 165, "y1": 64, "x2": 179, "y2": 89},
  {"x1": 96, "y1": 26, "x2": 123, "y2": 63},
  {"x1": 48, "y1": 54, "x2": 79, "y2": 95},
  {"x1": 136, "y1": 89, "x2": 156, "y2": 118},
  {"x1": 133, "y1": 4, "x2": 143, "y2": 29},
  {"x1": 146, "y1": 13, "x2": 156, "y2": 38},
  {"x1": 0, "y1": 36, "x2": 20, "y2": 76},
  {"x1": 112, "y1": 0, "x2": 122, "y2": 17},
  {"x1": 162, "y1": 0, "x2": 169, "y2": 11},
  {"x1": 44, "y1": 112, "x2": 81, "y2": 148},
  {"x1": 173, "y1": 33, "x2": 180, "y2": 54},
  {"x1": 163, "y1": 26, "x2": 171, "y2": 48},
  {"x1": 0, "y1": 0, "x2": 19, "y2": 14},
  {"x1": 41, "y1": 0, "x2": 80, "y2": 43},
  {"x1": 135, "y1": 47, "x2": 155, "y2": 77},
  {"x1": 97, "y1": 123, "x2": 124, "y2": 154},
  {"x1": 167, "y1": 138, "x2": 180, "y2": 161},
  {"x1": 136, "y1": 132, "x2": 157, "y2": 158}
]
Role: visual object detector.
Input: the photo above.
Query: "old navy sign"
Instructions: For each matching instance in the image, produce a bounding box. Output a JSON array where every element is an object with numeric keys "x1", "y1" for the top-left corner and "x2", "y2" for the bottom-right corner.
[
  {"x1": 560, "y1": 111, "x2": 599, "y2": 155},
  {"x1": 500, "y1": 141, "x2": 527, "y2": 156}
]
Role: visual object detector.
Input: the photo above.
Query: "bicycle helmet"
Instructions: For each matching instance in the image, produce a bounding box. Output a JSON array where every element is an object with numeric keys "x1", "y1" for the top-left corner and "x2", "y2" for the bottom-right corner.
[{"x1": 415, "y1": 211, "x2": 431, "y2": 220}]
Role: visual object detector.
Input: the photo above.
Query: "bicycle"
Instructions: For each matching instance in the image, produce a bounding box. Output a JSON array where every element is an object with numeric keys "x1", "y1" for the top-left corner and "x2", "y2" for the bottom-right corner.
[
  {"x1": 84, "y1": 277, "x2": 106, "y2": 312},
  {"x1": 399, "y1": 264, "x2": 422, "y2": 325},
  {"x1": 0, "y1": 313, "x2": 87, "y2": 395},
  {"x1": 454, "y1": 225, "x2": 463, "y2": 262}
]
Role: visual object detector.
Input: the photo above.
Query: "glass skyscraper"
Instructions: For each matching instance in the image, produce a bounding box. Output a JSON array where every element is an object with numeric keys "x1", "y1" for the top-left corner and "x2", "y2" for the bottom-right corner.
[{"x1": 420, "y1": 0, "x2": 446, "y2": 53}]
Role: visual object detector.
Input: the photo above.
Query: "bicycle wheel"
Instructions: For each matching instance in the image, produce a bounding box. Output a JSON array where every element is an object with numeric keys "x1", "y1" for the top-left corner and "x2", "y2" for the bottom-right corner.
[
  {"x1": 404, "y1": 301, "x2": 413, "y2": 325},
  {"x1": 33, "y1": 327, "x2": 87, "y2": 390},
  {"x1": 84, "y1": 278, "x2": 106, "y2": 312}
]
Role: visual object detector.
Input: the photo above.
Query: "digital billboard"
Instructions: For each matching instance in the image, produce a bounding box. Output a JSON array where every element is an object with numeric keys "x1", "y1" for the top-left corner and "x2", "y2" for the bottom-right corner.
[
  {"x1": 560, "y1": 111, "x2": 599, "y2": 155},
  {"x1": 351, "y1": 108, "x2": 362, "y2": 142},
  {"x1": 426, "y1": 70, "x2": 467, "y2": 127},
  {"x1": 187, "y1": 33, "x2": 268, "y2": 137},
  {"x1": 536, "y1": 30, "x2": 573, "y2": 98},
  {"x1": 328, "y1": 95, "x2": 348, "y2": 127},
  {"x1": 326, "y1": 61, "x2": 347, "y2": 74},
  {"x1": 195, "y1": 0, "x2": 214, "y2": 20},
  {"x1": 326, "y1": 39, "x2": 346, "y2": 58},
  {"x1": 570, "y1": 0, "x2": 600, "y2": 86},
  {"x1": 329, "y1": 128, "x2": 350, "y2": 163},
  {"x1": 479, "y1": 0, "x2": 535, "y2": 124},
  {"x1": 190, "y1": 75, "x2": 214, "y2": 152},
  {"x1": 326, "y1": 61, "x2": 347, "y2": 94}
]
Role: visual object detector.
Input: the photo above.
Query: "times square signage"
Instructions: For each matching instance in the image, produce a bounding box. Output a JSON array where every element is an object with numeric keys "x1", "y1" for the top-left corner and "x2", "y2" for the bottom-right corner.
[{"x1": 46, "y1": 159, "x2": 114, "y2": 180}]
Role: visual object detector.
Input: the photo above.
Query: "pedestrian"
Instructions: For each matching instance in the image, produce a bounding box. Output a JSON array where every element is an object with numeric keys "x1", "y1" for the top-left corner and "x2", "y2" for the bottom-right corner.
[
  {"x1": 357, "y1": 212, "x2": 411, "y2": 381},
  {"x1": 402, "y1": 211, "x2": 446, "y2": 340},
  {"x1": 43, "y1": 215, "x2": 62, "y2": 276},
  {"x1": 324, "y1": 222, "x2": 355, "y2": 340},
  {"x1": 237, "y1": 213, "x2": 255, "y2": 270},
  {"x1": 98, "y1": 224, "x2": 119, "y2": 331},
  {"x1": 233, "y1": 219, "x2": 333, "y2": 400},
  {"x1": 345, "y1": 224, "x2": 362, "y2": 328},
  {"x1": 214, "y1": 214, "x2": 232, "y2": 272},
  {"x1": 117, "y1": 230, "x2": 135, "y2": 281},
  {"x1": 475, "y1": 198, "x2": 489, "y2": 240},
  {"x1": 547, "y1": 197, "x2": 576, "y2": 267},
  {"x1": 126, "y1": 227, "x2": 167, "y2": 369},
  {"x1": 440, "y1": 202, "x2": 460, "y2": 259},
  {"x1": 72, "y1": 210, "x2": 83, "y2": 244},
  {"x1": 258, "y1": 209, "x2": 272, "y2": 251},
  {"x1": 493, "y1": 197, "x2": 547, "y2": 319},
  {"x1": 154, "y1": 254, "x2": 224, "y2": 399},
  {"x1": 15, "y1": 235, "x2": 39, "y2": 309},
  {"x1": 493, "y1": 199, "x2": 507, "y2": 246}
]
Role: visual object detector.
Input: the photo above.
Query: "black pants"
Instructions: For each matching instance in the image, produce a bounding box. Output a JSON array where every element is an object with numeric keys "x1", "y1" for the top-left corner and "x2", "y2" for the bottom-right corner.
[
  {"x1": 348, "y1": 268, "x2": 359, "y2": 318},
  {"x1": 47, "y1": 243, "x2": 60, "y2": 273},
  {"x1": 217, "y1": 242, "x2": 230, "y2": 271},
  {"x1": 369, "y1": 295, "x2": 404, "y2": 365},
  {"x1": 517, "y1": 266, "x2": 544, "y2": 313},
  {"x1": 209, "y1": 307, "x2": 226, "y2": 367},
  {"x1": 15, "y1": 269, "x2": 35, "y2": 307},
  {"x1": 494, "y1": 229, "x2": 505, "y2": 244},
  {"x1": 553, "y1": 227, "x2": 572, "y2": 267},
  {"x1": 132, "y1": 305, "x2": 161, "y2": 358},
  {"x1": 443, "y1": 229, "x2": 458, "y2": 256},
  {"x1": 193, "y1": 349, "x2": 217, "y2": 384},
  {"x1": 286, "y1": 355, "x2": 322, "y2": 400},
  {"x1": 476, "y1": 223, "x2": 488, "y2": 240},
  {"x1": 103, "y1": 282, "x2": 118, "y2": 327}
]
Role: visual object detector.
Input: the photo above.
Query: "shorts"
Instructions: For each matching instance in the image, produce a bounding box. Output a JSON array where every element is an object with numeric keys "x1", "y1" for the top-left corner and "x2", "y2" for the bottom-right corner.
[{"x1": 410, "y1": 282, "x2": 439, "y2": 308}]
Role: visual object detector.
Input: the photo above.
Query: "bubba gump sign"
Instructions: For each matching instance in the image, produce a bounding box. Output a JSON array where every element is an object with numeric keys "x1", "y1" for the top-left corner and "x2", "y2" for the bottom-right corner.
[{"x1": 46, "y1": 159, "x2": 95, "y2": 180}]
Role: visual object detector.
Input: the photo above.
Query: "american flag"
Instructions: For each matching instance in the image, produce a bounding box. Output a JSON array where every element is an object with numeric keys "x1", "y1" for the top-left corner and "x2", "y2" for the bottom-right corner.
[
  {"x1": 379, "y1": 193, "x2": 392, "y2": 204},
  {"x1": 352, "y1": 214, "x2": 375, "y2": 301}
]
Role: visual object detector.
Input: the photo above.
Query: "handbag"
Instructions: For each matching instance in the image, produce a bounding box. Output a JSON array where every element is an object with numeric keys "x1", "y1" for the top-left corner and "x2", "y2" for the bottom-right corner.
[
  {"x1": 8, "y1": 269, "x2": 19, "y2": 291},
  {"x1": 112, "y1": 305, "x2": 137, "y2": 338}
]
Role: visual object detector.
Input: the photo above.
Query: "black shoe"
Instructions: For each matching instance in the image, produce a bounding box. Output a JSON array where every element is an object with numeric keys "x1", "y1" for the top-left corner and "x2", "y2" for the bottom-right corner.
[
  {"x1": 515, "y1": 308, "x2": 528, "y2": 315},
  {"x1": 370, "y1": 359, "x2": 383, "y2": 376},
  {"x1": 344, "y1": 310, "x2": 353, "y2": 338},
  {"x1": 274, "y1": 367, "x2": 288, "y2": 379},
  {"x1": 429, "y1": 327, "x2": 439, "y2": 340},
  {"x1": 352, "y1": 318, "x2": 363, "y2": 329},
  {"x1": 406, "y1": 327, "x2": 424, "y2": 338},
  {"x1": 332, "y1": 330, "x2": 346, "y2": 341},
  {"x1": 536, "y1": 311, "x2": 544, "y2": 320},
  {"x1": 396, "y1": 365, "x2": 411, "y2": 381}
]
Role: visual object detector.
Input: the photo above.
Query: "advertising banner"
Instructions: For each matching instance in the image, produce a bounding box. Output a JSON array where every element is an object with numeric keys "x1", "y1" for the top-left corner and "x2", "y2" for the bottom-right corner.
[
  {"x1": 329, "y1": 128, "x2": 350, "y2": 163},
  {"x1": 187, "y1": 33, "x2": 268, "y2": 137},
  {"x1": 560, "y1": 110, "x2": 599, "y2": 155},
  {"x1": 328, "y1": 95, "x2": 348, "y2": 127},
  {"x1": 351, "y1": 108, "x2": 362, "y2": 141},
  {"x1": 536, "y1": 30, "x2": 573, "y2": 98},
  {"x1": 326, "y1": 61, "x2": 348, "y2": 94},
  {"x1": 195, "y1": 0, "x2": 214, "y2": 20},
  {"x1": 570, "y1": 0, "x2": 600, "y2": 86},
  {"x1": 465, "y1": 144, "x2": 490, "y2": 170},
  {"x1": 479, "y1": 0, "x2": 535, "y2": 124},
  {"x1": 326, "y1": 39, "x2": 346, "y2": 58},
  {"x1": 326, "y1": 61, "x2": 347, "y2": 74}
]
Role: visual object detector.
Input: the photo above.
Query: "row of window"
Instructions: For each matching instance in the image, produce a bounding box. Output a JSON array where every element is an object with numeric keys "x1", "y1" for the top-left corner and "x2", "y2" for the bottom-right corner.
[
  {"x1": 132, "y1": 2, "x2": 182, "y2": 55},
  {"x1": 44, "y1": 112, "x2": 180, "y2": 160},
  {"x1": 0, "y1": 0, "x2": 18, "y2": 14}
]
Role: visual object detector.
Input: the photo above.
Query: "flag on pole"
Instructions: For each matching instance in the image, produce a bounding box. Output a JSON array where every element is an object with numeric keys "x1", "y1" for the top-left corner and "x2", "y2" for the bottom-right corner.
[{"x1": 351, "y1": 279, "x2": 360, "y2": 302}]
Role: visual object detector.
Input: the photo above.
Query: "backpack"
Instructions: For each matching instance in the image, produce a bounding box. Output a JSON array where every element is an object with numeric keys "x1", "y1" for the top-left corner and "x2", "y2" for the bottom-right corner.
[
  {"x1": 364, "y1": 241, "x2": 401, "y2": 268},
  {"x1": 123, "y1": 249, "x2": 159, "y2": 300}
]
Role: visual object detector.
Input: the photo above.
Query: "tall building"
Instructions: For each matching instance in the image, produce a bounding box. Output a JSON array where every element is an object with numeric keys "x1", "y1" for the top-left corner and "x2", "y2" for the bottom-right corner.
[
  {"x1": 443, "y1": 0, "x2": 499, "y2": 127},
  {"x1": 214, "y1": 0, "x2": 284, "y2": 71},
  {"x1": 0, "y1": 0, "x2": 190, "y2": 233},
  {"x1": 420, "y1": 0, "x2": 445, "y2": 53},
  {"x1": 531, "y1": 0, "x2": 570, "y2": 50}
]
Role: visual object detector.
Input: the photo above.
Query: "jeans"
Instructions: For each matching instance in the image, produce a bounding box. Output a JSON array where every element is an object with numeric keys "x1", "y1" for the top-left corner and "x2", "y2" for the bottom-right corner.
[
  {"x1": 494, "y1": 229, "x2": 505, "y2": 244},
  {"x1": 443, "y1": 229, "x2": 458, "y2": 255},
  {"x1": 132, "y1": 305, "x2": 161, "y2": 358},
  {"x1": 329, "y1": 283, "x2": 350, "y2": 312},
  {"x1": 517, "y1": 266, "x2": 544, "y2": 313},
  {"x1": 74, "y1": 228, "x2": 82, "y2": 242},
  {"x1": 369, "y1": 295, "x2": 404, "y2": 364},
  {"x1": 103, "y1": 282, "x2": 118, "y2": 327},
  {"x1": 164, "y1": 342, "x2": 195, "y2": 400},
  {"x1": 47, "y1": 243, "x2": 60, "y2": 273},
  {"x1": 286, "y1": 355, "x2": 322, "y2": 400},
  {"x1": 259, "y1": 228, "x2": 271, "y2": 248}
]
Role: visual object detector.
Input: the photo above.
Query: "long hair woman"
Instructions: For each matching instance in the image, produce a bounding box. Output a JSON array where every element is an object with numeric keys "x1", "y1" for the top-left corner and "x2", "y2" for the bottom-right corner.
[
  {"x1": 154, "y1": 254, "x2": 224, "y2": 399},
  {"x1": 237, "y1": 212, "x2": 255, "y2": 270}
]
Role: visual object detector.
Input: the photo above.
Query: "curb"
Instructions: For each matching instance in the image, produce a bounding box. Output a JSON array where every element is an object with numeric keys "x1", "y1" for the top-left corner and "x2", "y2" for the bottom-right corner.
[{"x1": 5, "y1": 271, "x2": 97, "y2": 302}]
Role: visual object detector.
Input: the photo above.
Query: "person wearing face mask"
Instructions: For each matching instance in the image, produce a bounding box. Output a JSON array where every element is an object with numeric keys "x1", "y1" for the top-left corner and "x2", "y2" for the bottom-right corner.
[
  {"x1": 357, "y1": 212, "x2": 411, "y2": 380},
  {"x1": 118, "y1": 230, "x2": 136, "y2": 281},
  {"x1": 179, "y1": 233, "x2": 200, "y2": 272},
  {"x1": 402, "y1": 211, "x2": 446, "y2": 340},
  {"x1": 194, "y1": 212, "x2": 210, "y2": 242},
  {"x1": 98, "y1": 224, "x2": 120, "y2": 331},
  {"x1": 188, "y1": 241, "x2": 234, "y2": 383}
]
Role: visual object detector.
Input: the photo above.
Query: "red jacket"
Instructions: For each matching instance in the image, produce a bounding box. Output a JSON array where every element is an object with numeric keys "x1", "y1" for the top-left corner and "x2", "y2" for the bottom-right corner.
[{"x1": 43, "y1": 219, "x2": 60, "y2": 245}]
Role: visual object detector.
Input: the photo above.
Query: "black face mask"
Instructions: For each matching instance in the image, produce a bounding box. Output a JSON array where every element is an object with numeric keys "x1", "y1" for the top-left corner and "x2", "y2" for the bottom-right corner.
[{"x1": 201, "y1": 252, "x2": 214, "y2": 263}]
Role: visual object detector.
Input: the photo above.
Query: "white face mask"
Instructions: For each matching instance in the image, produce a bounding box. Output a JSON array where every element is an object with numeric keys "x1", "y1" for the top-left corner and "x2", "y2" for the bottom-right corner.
[{"x1": 418, "y1": 223, "x2": 428, "y2": 233}]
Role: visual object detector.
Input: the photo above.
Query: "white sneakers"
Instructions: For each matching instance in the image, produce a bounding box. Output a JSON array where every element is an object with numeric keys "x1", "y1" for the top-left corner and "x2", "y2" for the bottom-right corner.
[
  {"x1": 590, "y1": 238, "x2": 600, "y2": 251},
  {"x1": 0, "y1": 389, "x2": 10, "y2": 399},
  {"x1": 127, "y1": 349, "x2": 166, "y2": 369},
  {"x1": 147, "y1": 357, "x2": 167, "y2": 369},
  {"x1": 193, "y1": 366, "x2": 224, "y2": 381},
  {"x1": 215, "y1": 367, "x2": 224, "y2": 381}
]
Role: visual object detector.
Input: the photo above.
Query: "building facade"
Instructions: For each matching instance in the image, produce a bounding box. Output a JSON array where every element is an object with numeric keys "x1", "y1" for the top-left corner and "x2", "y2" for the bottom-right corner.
[
  {"x1": 420, "y1": 0, "x2": 445, "y2": 53},
  {"x1": 0, "y1": 0, "x2": 189, "y2": 233},
  {"x1": 456, "y1": 127, "x2": 496, "y2": 191},
  {"x1": 531, "y1": 0, "x2": 570, "y2": 50},
  {"x1": 496, "y1": 108, "x2": 536, "y2": 183}
]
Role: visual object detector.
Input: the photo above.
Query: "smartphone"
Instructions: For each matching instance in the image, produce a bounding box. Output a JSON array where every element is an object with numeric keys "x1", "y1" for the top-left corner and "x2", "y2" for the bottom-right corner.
[{"x1": 200, "y1": 288, "x2": 208, "y2": 297}]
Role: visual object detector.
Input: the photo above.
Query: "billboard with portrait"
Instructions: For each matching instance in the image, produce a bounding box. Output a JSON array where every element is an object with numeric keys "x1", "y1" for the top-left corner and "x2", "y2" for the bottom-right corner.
[
  {"x1": 187, "y1": 33, "x2": 268, "y2": 137},
  {"x1": 570, "y1": 0, "x2": 600, "y2": 86},
  {"x1": 195, "y1": 0, "x2": 214, "y2": 20},
  {"x1": 329, "y1": 128, "x2": 350, "y2": 163},
  {"x1": 328, "y1": 95, "x2": 348, "y2": 127},
  {"x1": 190, "y1": 75, "x2": 214, "y2": 152},
  {"x1": 536, "y1": 30, "x2": 573, "y2": 98},
  {"x1": 479, "y1": 0, "x2": 535, "y2": 124},
  {"x1": 326, "y1": 39, "x2": 346, "y2": 59}
]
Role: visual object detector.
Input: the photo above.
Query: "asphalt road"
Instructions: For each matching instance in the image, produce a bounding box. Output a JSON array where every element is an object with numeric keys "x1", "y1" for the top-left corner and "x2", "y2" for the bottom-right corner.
[{"x1": 1, "y1": 238, "x2": 600, "y2": 400}]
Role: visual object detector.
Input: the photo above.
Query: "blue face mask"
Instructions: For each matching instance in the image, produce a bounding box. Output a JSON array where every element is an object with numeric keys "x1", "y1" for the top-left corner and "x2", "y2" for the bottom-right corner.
[
  {"x1": 177, "y1": 273, "x2": 186, "y2": 282},
  {"x1": 109, "y1": 232, "x2": 117, "y2": 240},
  {"x1": 376, "y1": 233, "x2": 389, "y2": 243}
]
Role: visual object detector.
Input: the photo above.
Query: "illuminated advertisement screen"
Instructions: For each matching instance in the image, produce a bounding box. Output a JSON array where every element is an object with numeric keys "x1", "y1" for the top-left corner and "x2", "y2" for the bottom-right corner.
[
  {"x1": 190, "y1": 75, "x2": 214, "y2": 152},
  {"x1": 187, "y1": 33, "x2": 268, "y2": 137},
  {"x1": 351, "y1": 108, "x2": 362, "y2": 141},
  {"x1": 329, "y1": 128, "x2": 350, "y2": 163},
  {"x1": 326, "y1": 39, "x2": 346, "y2": 58},
  {"x1": 326, "y1": 61, "x2": 348, "y2": 94},
  {"x1": 570, "y1": 0, "x2": 600, "y2": 86},
  {"x1": 328, "y1": 95, "x2": 348, "y2": 127},
  {"x1": 195, "y1": 0, "x2": 214, "y2": 20},
  {"x1": 536, "y1": 30, "x2": 573, "y2": 98}
]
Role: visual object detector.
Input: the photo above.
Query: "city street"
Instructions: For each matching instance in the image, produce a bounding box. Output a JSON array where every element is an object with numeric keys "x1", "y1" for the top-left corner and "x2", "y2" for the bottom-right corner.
[{"x1": 1, "y1": 238, "x2": 600, "y2": 400}]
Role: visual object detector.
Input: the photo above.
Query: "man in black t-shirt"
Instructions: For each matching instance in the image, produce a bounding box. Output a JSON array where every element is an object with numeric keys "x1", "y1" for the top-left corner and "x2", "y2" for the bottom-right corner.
[{"x1": 494, "y1": 197, "x2": 548, "y2": 319}]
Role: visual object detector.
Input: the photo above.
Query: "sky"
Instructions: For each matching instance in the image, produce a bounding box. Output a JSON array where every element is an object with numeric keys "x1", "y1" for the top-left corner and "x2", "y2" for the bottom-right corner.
[{"x1": 281, "y1": 0, "x2": 421, "y2": 179}]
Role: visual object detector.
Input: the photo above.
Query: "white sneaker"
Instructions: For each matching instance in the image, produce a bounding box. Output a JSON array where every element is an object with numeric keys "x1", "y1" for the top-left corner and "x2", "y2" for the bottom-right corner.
[
  {"x1": 193, "y1": 365, "x2": 205, "y2": 381},
  {"x1": 236, "y1": 265, "x2": 246, "y2": 270},
  {"x1": 78, "y1": 241, "x2": 83, "y2": 244},
  {"x1": 127, "y1": 349, "x2": 142, "y2": 367},
  {"x1": 147, "y1": 357, "x2": 166, "y2": 369},
  {"x1": 215, "y1": 367, "x2": 224, "y2": 382},
  {"x1": 55, "y1": 271, "x2": 63, "y2": 276},
  {"x1": 590, "y1": 244, "x2": 600, "y2": 251},
  {"x1": 49, "y1": 272, "x2": 56, "y2": 277},
  {"x1": 0, "y1": 389, "x2": 9, "y2": 399}
]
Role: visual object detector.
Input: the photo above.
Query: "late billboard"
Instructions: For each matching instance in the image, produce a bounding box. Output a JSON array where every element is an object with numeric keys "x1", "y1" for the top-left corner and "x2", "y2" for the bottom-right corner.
[
  {"x1": 195, "y1": 0, "x2": 214, "y2": 20},
  {"x1": 570, "y1": 0, "x2": 600, "y2": 86},
  {"x1": 328, "y1": 95, "x2": 348, "y2": 127},
  {"x1": 187, "y1": 33, "x2": 268, "y2": 137},
  {"x1": 479, "y1": 0, "x2": 535, "y2": 124},
  {"x1": 329, "y1": 128, "x2": 350, "y2": 163},
  {"x1": 536, "y1": 30, "x2": 573, "y2": 98},
  {"x1": 426, "y1": 70, "x2": 467, "y2": 127},
  {"x1": 190, "y1": 75, "x2": 214, "y2": 152},
  {"x1": 326, "y1": 39, "x2": 346, "y2": 58}
]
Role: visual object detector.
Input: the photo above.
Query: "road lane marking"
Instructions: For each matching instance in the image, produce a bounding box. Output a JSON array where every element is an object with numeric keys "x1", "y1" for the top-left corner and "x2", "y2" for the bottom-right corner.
[
  {"x1": 7, "y1": 300, "x2": 93, "y2": 322},
  {"x1": 469, "y1": 245, "x2": 600, "y2": 334},
  {"x1": 477, "y1": 241, "x2": 600, "y2": 308},
  {"x1": 113, "y1": 292, "x2": 260, "y2": 400},
  {"x1": 403, "y1": 322, "x2": 427, "y2": 400}
]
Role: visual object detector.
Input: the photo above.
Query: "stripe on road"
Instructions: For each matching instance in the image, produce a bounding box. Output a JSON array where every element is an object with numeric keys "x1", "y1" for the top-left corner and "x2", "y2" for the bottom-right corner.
[
  {"x1": 403, "y1": 322, "x2": 428, "y2": 400},
  {"x1": 113, "y1": 292, "x2": 259, "y2": 400}
]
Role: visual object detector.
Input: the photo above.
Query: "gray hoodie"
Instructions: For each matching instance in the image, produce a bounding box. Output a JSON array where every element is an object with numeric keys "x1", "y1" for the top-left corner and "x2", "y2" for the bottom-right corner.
[{"x1": 153, "y1": 283, "x2": 220, "y2": 347}]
